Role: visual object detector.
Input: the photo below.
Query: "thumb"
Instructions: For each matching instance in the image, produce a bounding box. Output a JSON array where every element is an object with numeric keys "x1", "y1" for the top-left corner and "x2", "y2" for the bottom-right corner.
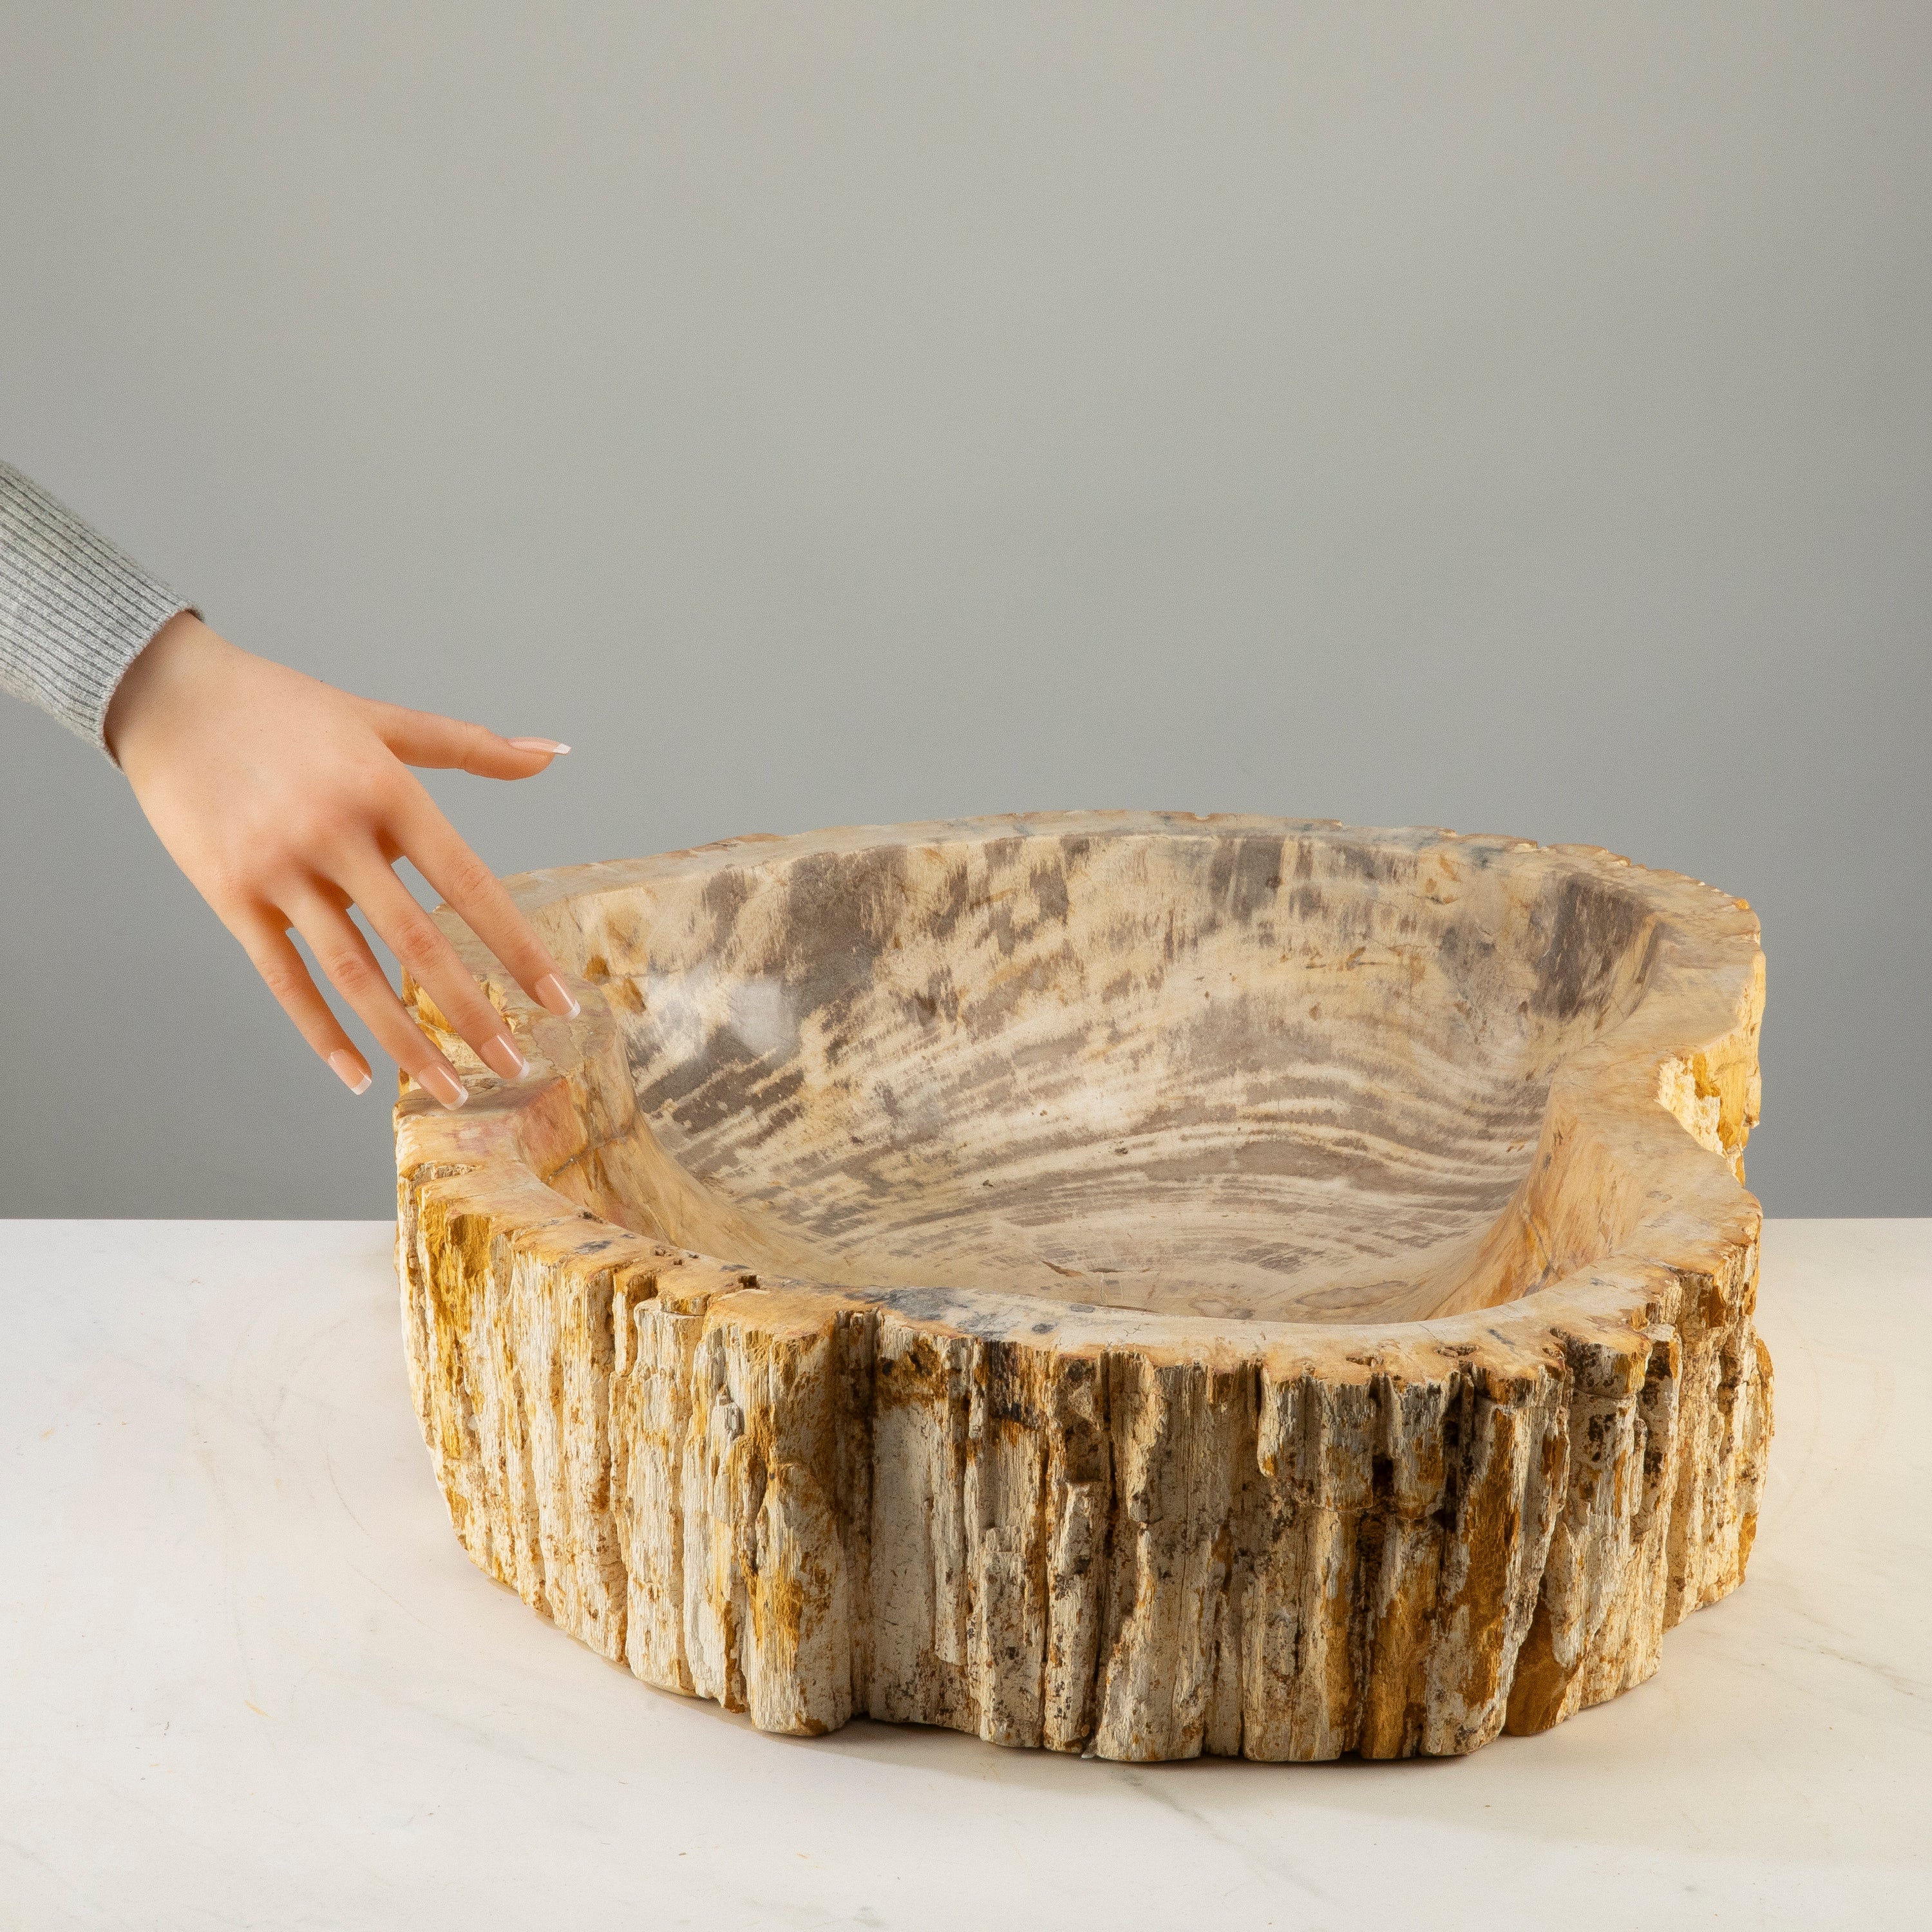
[{"x1": 368, "y1": 703, "x2": 571, "y2": 778}]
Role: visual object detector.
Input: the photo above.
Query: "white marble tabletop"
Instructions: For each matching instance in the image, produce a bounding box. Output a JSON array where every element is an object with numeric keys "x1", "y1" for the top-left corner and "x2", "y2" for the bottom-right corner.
[{"x1": 2, "y1": 1218, "x2": 1925, "y2": 1930}]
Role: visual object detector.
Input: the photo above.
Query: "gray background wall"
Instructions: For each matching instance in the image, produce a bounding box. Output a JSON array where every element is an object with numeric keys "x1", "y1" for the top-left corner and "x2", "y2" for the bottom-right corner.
[{"x1": 3, "y1": 3, "x2": 1926, "y2": 1220}]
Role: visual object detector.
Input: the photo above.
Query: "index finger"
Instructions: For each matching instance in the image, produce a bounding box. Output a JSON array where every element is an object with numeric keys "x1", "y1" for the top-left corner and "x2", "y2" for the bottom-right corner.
[{"x1": 391, "y1": 787, "x2": 580, "y2": 1020}]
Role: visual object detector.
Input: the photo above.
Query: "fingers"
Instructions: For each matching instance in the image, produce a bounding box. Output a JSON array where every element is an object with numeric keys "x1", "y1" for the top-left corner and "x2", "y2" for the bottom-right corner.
[
  {"x1": 366, "y1": 701, "x2": 569, "y2": 779},
  {"x1": 355, "y1": 701, "x2": 580, "y2": 1019},
  {"x1": 278, "y1": 891, "x2": 474, "y2": 1109},
  {"x1": 390, "y1": 788, "x2": 580, "y2": 1020},
  {"x1": 344, "y1": 860, "x2": 536, "y2": 1083},
  {"x1": 237, "y1": 923, "x2": 375, "y2": 1096}
]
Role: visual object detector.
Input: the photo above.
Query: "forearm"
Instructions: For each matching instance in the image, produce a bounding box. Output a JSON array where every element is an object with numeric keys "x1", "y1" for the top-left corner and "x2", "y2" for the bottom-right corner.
[{"x1": 0, "y1": 460, "x2": 191, "y2": 756}]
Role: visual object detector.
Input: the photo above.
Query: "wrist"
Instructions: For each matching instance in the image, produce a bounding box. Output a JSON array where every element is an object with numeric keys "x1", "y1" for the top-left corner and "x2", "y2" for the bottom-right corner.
[{"x1": 104, "y1": 612, "x2": 237, "y2": 768}]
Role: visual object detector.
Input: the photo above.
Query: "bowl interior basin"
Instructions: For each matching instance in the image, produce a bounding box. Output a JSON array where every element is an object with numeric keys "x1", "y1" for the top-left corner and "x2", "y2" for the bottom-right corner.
[{"x1": 583, "y1": 828, "x2": 1658, "y2": 1324}]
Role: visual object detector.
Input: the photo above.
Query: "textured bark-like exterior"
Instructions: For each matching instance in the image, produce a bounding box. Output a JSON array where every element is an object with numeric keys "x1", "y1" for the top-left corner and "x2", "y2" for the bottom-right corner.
[{"x1": 394, "y1": 814, "x2": 1772, "y2": 1760}]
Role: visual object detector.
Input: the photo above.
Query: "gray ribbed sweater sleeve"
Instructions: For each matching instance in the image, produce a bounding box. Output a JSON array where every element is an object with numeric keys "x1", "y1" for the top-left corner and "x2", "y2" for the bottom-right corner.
[{"x1": 0, "y1": 461, "x2": 192, "y2": 755}]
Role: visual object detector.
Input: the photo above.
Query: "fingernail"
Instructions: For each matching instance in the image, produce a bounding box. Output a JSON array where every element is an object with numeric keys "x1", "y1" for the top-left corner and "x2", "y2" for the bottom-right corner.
[
  {"x1": 329, "y1": 1050, "x2": 373, "y2": 1096},
  {"x1": 535, "y1": 973, "x2": 581, "y2": 1019},
  {"x1": 509, "y1": 738, "x2": 571, "y2": 755},
  {"x1": 417, "y1": 1063, "x2": 469, "y2": 1109},
  {"x1": 480, "y1": 1033, "x2": 529, "y2": 1081}
]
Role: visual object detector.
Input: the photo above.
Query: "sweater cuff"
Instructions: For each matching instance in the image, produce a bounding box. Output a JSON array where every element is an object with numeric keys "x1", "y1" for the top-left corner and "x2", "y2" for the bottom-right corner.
[{"x1": 0, "y1": 461, "x2": 194, "y2": 759}]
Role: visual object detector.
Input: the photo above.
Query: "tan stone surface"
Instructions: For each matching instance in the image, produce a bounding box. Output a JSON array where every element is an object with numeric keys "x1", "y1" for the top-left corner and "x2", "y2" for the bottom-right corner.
[{"x1": 393, "y1": 813, "x2": 1771, "y2": 1759}]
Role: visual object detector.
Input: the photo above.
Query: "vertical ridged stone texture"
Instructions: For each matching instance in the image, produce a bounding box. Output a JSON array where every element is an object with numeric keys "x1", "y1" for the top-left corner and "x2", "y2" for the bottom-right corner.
[{"x1": 394, "y1": 815, "x2": 1771, "y2": 1760}]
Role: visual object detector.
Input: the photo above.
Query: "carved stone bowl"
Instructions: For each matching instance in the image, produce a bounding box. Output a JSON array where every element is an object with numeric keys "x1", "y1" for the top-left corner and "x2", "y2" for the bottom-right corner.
[{"x1": 394, "y1": 814, "x2": 1771, "y2": 1761}]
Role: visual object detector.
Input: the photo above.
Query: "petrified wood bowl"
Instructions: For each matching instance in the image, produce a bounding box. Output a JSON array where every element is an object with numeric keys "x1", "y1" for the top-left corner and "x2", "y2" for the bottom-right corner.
[{"x1": 394, "y1": 813, "x2": 1771, "y2": 1761}]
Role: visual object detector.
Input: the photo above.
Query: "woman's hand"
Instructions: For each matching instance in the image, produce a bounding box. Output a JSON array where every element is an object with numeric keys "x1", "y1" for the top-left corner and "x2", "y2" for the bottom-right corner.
[{"x1": 104, "y1": 611, "x2": 578, "y2": 1108}]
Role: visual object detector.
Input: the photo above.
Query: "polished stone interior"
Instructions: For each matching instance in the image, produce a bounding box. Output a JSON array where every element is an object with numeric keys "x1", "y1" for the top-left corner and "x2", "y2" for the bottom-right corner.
[{"x1": 573, "y1": 828, "x2": 1657, "y2": 1322}]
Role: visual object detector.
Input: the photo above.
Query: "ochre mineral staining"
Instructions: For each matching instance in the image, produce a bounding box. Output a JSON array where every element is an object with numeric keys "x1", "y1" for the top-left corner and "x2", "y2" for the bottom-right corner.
[{"x1": 394, "y1": 814, "x2": 1771, "y2": 1760}]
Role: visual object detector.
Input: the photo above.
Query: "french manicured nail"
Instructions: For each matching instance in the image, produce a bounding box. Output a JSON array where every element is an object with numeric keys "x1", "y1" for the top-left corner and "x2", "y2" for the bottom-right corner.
[
  {"x1": 417, "y1": 1063, "x2": 469, "y2": 1109},
  {"x1": 480, "y1": 1034, "x2": 528, "y2": 1081},
  {"x1": 329, "y1": 1050, "x2": 373, "y2": 1095},
  {"x1": 535, "y1": 973, "x2": 580, "y2": 1019},
  {"x1": 509, "y1": 738, "x2": 571, "y2": 755}
]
